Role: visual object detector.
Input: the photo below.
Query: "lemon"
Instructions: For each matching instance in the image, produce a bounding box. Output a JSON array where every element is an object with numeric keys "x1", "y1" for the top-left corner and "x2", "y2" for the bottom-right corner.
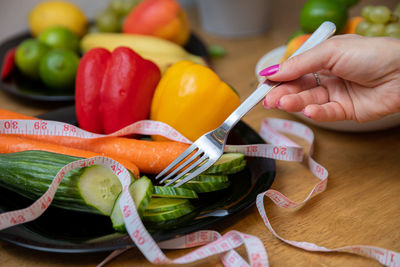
[
  {"x1": 39, "y1": 49, "x2": 80, "y2": 91},
  {"x1": 29, "y1": 1, "x2": 88, "y2": 37},
  {"x1": 300, "y1": 0, "x2": 348, "y2": 33}
]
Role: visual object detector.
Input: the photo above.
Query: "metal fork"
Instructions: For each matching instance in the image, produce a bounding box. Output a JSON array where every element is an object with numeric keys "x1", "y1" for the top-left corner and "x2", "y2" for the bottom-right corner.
[{"x1": 156, "y1": 21, "x2": 336, "y2": 187}]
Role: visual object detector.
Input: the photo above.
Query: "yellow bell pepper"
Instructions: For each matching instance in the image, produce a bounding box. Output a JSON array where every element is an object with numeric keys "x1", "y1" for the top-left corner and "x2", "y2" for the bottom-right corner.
[{"x1": 150, "y1": 61, "x2": 241, "y2": 141}]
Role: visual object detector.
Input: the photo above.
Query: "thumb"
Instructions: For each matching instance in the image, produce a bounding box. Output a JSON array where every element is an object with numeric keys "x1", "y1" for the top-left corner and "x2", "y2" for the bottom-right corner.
[{"x1": 259, "y1": 40, "x2": 336, "y2": 82}]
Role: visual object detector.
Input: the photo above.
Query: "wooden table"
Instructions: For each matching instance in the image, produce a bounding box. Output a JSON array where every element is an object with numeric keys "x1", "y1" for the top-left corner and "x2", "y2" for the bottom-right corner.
[{"x1": 1, "y1": 1, "x2": 399, "y2": 266}]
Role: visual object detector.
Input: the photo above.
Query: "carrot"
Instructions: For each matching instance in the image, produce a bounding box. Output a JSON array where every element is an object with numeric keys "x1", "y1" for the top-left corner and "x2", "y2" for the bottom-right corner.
[
  {"x1": 0, "y1": 108, "x2": 37, "y2": 120},
  {"x1": 0, "y1": 108, "x2": 190, "y2": 174},
  {"x1": 0, "y1": 135, "x2": 140, "y2": 178},
  {"x1": 26, "y1": 135, "x2": 189, "y2": 174}
]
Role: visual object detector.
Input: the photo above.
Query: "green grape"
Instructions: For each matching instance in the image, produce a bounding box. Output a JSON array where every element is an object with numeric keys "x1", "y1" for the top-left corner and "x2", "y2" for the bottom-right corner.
[
  {"x1": 384, "y1": 23, "x2": 400, "y2": 38},
  {"x1": 361, "y1": 5, "x2": 374, "y2": 22},
  {"x1": 95, "y1": 9, "x2": 121, "y2": 32},
  {"x1": 369, "y1": 6, "x2": 391, "y2": 24},
  {"x1": 355, "y1": 20, "x2": 371, "y2": 36},
  {"x1": 109, "y1": 0, "x2": 125, "y2": 17},
  {"x1": 365, "y1": 23, "x2": 385, "y2": 37},
  {"x1": 110, "y1": 0, "x2": 141, "y2": 16},
  {"x1": 121, "y1": 0, "x2": 141, "y2": 15}
]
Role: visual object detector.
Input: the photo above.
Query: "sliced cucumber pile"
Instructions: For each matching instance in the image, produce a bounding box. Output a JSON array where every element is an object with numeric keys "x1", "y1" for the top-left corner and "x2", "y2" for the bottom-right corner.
[
  {"x1": 109, "y1": 153, "x2": 247, "y2": 231},
  {"x1": 0, "y1": 150, "x2": 247, "y2": 233}
]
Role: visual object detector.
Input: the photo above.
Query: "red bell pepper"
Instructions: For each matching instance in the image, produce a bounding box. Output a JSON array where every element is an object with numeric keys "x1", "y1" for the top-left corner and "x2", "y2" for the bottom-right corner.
[
  {"x1": 75, "y1": 46, "x2": 161, "y2": 134},
  {"x1": 1, "y1": 47, "x2": 16, "y2": 80}
]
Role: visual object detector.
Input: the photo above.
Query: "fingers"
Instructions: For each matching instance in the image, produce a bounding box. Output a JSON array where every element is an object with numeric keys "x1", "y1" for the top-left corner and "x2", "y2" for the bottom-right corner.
[
  {"x1": 278, "y1": 86, "x2": 329, "y2": 112},
  {"x1": 259, "y1": 38, "x2": 339, "y2": 82},
  {"x1": 303, "y1": 102, "x2": 347, "y2": 122},
  {"x1": 263, "y1": 73, "x2": 322, "y2": 110}
]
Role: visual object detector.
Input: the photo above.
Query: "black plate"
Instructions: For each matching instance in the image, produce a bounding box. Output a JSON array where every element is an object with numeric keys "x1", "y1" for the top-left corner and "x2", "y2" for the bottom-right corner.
[
  {"x1": 0, "y1": 32, "x2": 209, "y2": 104},
  {"x1": 0, "y1": 106, "x2": 275, "y2": 253}
]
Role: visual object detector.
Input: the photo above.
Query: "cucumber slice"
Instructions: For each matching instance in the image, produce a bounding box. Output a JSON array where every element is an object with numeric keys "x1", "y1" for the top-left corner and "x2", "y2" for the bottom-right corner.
[
  {"x1": 78, "y1": 165, "x2": 123, "y2": 216},
  {"x1": 191, "y1": 174, "x2": 229, "y2": 183},
  {"x1": 143, "y1": 203, "x2": 194, "y2": 222},
  {"x1": 181, "y1": 181, "x2": 230, "y2": 193},
  {"x1": 168, "y1": 175, "x2": 231, "y2": 193},
  {"x1": 153, "y1": 186, "x2": 198, "y2": 199},
  {"x1": 110, "y1": 193, "x2": 125, "y2": 232},
  {"x1": 146, "y1": 198, "x2": 190, "y2": 213},
  {"x1": 144, "y1": 210, "x2": 198, "y2": 230},
  {"x1": 110, "y1": 176, "x2": 153, "y2": 232},
  {"x1": 129, "y1": 176, "x2": 153, "y2": 215},
  {"x1": 204, "y1": 153, "x2": 245, "y2": 174},
  {"x1": 219, "y1": 160, "x2": 247, "y2": 175}
]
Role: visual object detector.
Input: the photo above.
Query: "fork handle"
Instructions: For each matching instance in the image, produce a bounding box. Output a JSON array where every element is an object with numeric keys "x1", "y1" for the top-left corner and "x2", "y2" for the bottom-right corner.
[{"x1": 220, "y1": 21, "x2": 336, "y2": 132}]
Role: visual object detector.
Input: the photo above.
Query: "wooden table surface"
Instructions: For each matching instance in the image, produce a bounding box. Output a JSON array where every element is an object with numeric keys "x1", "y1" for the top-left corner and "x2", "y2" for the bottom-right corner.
[{"x1": 1, "y1": 1, "x2": 399, "y2": 266}]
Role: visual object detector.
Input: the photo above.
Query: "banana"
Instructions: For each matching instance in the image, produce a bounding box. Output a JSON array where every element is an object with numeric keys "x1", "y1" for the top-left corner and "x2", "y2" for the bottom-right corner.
[{"x1": 80, "y1": 33, "x2": 207, "y2": 73}]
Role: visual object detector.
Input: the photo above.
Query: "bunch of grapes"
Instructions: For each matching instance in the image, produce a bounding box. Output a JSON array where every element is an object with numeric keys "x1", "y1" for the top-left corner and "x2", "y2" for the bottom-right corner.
[
  {"x1": 356, "y1": 4, "x2": 400, "y2": 38},
  {"x1": 93, "y1": 0, "x2": 141, "y2": 33}
]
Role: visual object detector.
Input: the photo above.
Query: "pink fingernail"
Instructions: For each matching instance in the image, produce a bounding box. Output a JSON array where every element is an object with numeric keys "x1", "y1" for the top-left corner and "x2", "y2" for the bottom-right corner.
[
  {"x1": 276, "y1": 99, "x2": 283, "y2": 109},
  {"x1": 262, "y1": 99, "x2": 271, "y2": 109},
  {"x1": 302, "y1": 109, "x2": 310, "y2": 118},
  {"x1": 259, "y1": 64, "x2": 280, "y2": 76}
]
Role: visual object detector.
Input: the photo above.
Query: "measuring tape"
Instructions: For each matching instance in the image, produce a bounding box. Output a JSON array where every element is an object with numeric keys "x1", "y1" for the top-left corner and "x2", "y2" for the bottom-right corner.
[{"x1": 0, "y1": 118, "x2": 399, "y2": 266}]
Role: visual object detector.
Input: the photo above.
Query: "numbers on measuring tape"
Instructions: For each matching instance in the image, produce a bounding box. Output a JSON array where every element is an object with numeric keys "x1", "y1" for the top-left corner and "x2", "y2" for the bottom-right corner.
[
  {"x1": 34, "y1": 121, "x2": 47, "y2": 130},
  {"x1": 315, "y1": 164, "x2": 325, "y2": 176},
  {"x1": 251, "y1": 253, "x2": 263, "y2": 267},
  {"x1": 80, "y1": 159, "x2": 95, "y2": 168},
  {"x1": 123, "y1": 205, "x2": 131, "y2": 218},
  {"x1": 63, "y1": 124, "x2": 77, "y2": 133},
  {"x1": 3, "y1": 120, "x2": 18, "y2": 129},
  {"x1": 273, "y1": 146, "x2": 287, "y2": 156},
  {"x1": 10, "y1": 215, "x2": 25, "y2": 224},
  {"x1": 246, "y1": 146, "x2": 258, "y2": 153},
  {"x1": 41, "y1": 196, "x2": 52, "y2": 210},
  {"x1": 111, "y1": 165, "x2": 122, "y2": 175},
  {"x1": 133, "y1": 229, "x2": 146, "y2": 245},
  {"x1": 282, "y1": 121, "x2": 293, "y2": 130}
]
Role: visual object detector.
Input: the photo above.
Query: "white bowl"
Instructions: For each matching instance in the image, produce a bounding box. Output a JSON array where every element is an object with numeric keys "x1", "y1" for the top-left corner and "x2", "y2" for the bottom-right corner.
[{"x1": 255, "y1": 46, "x2": 400, "y2": 132}]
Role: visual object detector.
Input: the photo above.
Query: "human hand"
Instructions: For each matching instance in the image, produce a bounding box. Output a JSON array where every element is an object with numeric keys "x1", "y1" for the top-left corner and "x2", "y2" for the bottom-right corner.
[{"x1": 260, "y1": 34, "x2": 400, "y2": 122}]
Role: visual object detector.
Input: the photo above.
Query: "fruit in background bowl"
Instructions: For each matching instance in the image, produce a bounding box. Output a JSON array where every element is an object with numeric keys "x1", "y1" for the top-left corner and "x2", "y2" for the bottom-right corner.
[
  {"x1": 109, "y1": 0, "x2": 141, "y2": 17},
  {"x1": 93, "y1": 0, "x2": 141, "y2": 33},
  {"x1": 94, "y1": 9, "x2": 122, "y2": 33},
  {"x1": 28, "y1": 0, "x2": 88, "y2": 37},
  {"x1": 80, "y1": 33, "x2": 206, "y2": 73},
  {"x1": 356, "y1": 5, "x2": 400, "y2": 38},
  {"x1": 39, "y1": 49, "x2": 80, "y2": 91},
  {"x1": 123, "y1": 0, "x2": 190, "y2": 46},
  {"x1": 15, "y1": 39, "x2": 50, "y2": 80},
  {"x1": 300, "y1": 0, "x2": 348, "y2": 33},
  {"x1": 37, "y1": 26, "x2": 80, "y2": 53}
]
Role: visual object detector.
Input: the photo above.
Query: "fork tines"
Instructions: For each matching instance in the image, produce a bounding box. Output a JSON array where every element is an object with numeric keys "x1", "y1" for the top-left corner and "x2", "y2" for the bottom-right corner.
[{"x1": 155, "y1": 143, "x2": 212, "y2": 187}]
